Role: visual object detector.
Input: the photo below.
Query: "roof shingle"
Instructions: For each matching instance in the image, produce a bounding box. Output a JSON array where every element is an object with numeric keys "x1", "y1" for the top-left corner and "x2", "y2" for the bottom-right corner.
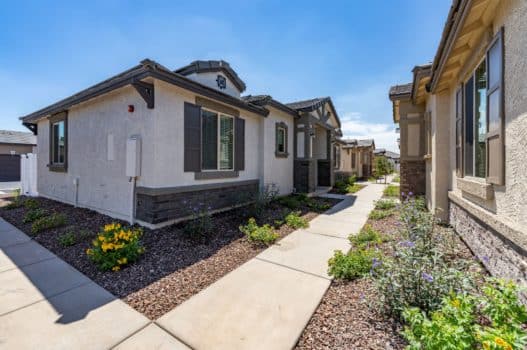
[{"x1": 0, "y1": 130, "x2": 36, "y2": 145}]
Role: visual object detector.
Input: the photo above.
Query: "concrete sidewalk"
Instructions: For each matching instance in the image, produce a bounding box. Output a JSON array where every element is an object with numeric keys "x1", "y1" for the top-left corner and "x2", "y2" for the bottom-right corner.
[
  {"x1": 0, "y1": 218, "x2": 186, "y2": 350},
  {"x1": 156, "y1": 182, "x2": 386, "y2": 350}
]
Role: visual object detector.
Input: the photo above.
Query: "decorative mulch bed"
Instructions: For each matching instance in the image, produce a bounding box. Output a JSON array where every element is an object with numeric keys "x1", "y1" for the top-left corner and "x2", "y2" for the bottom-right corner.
[
  {"x1": 295, "y1": 207, "x2": 486, "y2": 350},
  {"x1": 0, "y1": 195, "x2": 340, "y2": 320}
]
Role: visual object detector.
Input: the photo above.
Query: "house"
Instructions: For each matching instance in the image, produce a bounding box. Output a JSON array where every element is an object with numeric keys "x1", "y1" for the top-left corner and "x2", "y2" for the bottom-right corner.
[
  {"x1": 0, "y1": 130, "x2": 36, "y2": 182},
  {"x1": 19, "y1": 59, "x2": 342, "y2": 227},
  {"x1": 373, "y1": 148, "x2": 400, "y2": 172},
  {"x1": 336, "y1": 139, "x2": 375, "y2": 179},
  {"x1": 389, "y1": 0, "x2": 527, "y2": 286}
]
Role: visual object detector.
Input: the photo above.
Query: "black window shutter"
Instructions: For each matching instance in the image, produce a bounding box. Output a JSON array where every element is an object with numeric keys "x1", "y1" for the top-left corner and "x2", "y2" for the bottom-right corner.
[
  {"x1": 184, "y1": 102, "x2": 202, "y2": 172},
  {"x1": 235, "y1": 117, "x2": 245, "y2": 171}
]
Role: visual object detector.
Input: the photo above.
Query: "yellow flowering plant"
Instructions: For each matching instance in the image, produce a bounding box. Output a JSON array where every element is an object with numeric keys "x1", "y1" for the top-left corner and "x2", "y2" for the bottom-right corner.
[{"x1": 86, "y1": 222, "x2": 144, "y2": 271}]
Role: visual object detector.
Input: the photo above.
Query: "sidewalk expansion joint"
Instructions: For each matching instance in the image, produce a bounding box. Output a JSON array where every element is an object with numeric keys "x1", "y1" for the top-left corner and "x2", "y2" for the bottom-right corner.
[{"x1": 255, "y1": 257, "x2": 331, "y2": 281}]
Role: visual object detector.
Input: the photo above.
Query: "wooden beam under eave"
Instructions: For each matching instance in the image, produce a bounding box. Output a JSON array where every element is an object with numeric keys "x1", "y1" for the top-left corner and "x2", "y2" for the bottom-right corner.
[
  {"x1": 459, "y1": 19, "x2": 483, "y2": 39},
  {"x1": 443, "y1": 61, "x2": 461, "y2": 75},
  {"x1": 450, "y1": 44, "x2": 471, "y2": 58},
  {"x1": 436, "y1": 82, "x2": 451, "y2": 93},
  {"x1": 472, "y1": 0, "x2": 488, "y2": 9}
]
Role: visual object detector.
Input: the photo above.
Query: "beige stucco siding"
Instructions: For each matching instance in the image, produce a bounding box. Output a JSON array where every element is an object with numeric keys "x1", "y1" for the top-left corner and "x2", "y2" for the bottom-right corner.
[
  {"x1": 0, "y1": 144, "x2": 34, "y2": 154},
  {"x1": 151, "y1": 80, "x2": 262, "y2": 188},
  {"x1": 446, "y1": 0, "x2": 527, "y2": 230},
  {"x1": 261, "y1": 107, "x2": 294, "y2": 195},
  {"x1": 36, "y1": 85, "x2": 156, "y2": 220}
]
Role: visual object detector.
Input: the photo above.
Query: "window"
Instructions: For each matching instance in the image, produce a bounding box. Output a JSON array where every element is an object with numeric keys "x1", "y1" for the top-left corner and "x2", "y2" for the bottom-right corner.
[
  {"x1": 463, "y1": 59, "x2": 486, "y2": 178},
  {"x1": 201, "y1": 109, "x2": 234, "y2": 171},
  {"x1": 49, "y1": 112, "x2": 67, "y2": 171},
  {"x1": 333, "y1": 145, "x2": 340, "y2": 169},
  {"x1": 275, "y1": 122, "x2": 288, "y2": 157}
]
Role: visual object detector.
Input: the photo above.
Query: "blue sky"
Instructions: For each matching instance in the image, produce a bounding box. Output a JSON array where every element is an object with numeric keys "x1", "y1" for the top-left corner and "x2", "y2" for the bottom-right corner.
[{"x1": 0, "y1": 0, "x2": 450, "y2": 152}]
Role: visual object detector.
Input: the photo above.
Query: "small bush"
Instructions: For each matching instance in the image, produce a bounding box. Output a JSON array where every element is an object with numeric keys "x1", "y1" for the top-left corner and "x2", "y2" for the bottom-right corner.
[
  {"x1": 392, "y1": 175, "x2": 400, "y2": 183},
  {"x1": 58, "y1": 232, "x2": 76, "y2": 247},
  {"x1": 402, "y1": 279, "x2": 527, "y2": 350},
  {"x1": 334, "y1": 181, "x2": 365, "y2": 194},
  {"x1": 277, "y1": 195, "x2": 302, "y2": 210},
  {"x1": 307, "y1": 200, "x2": 331, "y2": 212},
  {"x1": 5, "y1": 196, "x2": 24, "y2": 210},
  {"x1": 328, "y1": 249, "x2": 379, "y2": 280},
  {"x1": 31, "y1": 213, "x2": 67, "y2": 234},
  {"x1": 375, "y1": 199, "x2": 397, "y2": 211},
  {"x1": 183, "y1": 204, "x2": 213, "y2": 242},
  {"x1": 349, "y1": 225, "x2": 387, "y2": 248},
  {"x1": 383, "y1": 185, "x2": 400, "y2": 197},
  {"x1": 346, "y1": 183, "x2": 365, "y2": 193},
  {"x1": 239, "y1": 218, "x2": 279, "y2": 246},
  {"x1": 23, "y1": 208, "x2": 48, "y2": 223},
  {"x1": 345, "y1": 175, "x2": 357, "y2": 186},
  {"x1": 285, "y1": 211, "x2": 309, "y2": 229},
  {"x1": 87, "y1": 223, "x2": 144, "y2": 271},
  {"x1": 368, "y1": 209, "x2": 394, "y2": 220},
  {"x1": 24, "y1": 198, "x2": 39, "y2": 210}
]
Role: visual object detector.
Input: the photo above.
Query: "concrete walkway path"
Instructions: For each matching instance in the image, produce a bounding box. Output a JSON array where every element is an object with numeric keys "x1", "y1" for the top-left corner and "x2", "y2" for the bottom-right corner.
[
  {"x1": 156, "y1": 182, "x2": 387, "y2": 350},
  {"x1": 0, "y1": 218, "x2": 186, "y2": 350}
]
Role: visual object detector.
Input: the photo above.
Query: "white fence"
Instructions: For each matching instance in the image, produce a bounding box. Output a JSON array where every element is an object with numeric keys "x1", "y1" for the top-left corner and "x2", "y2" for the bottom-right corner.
[{"x1": 20, "y1": 153, "x2": 38, "y2": 196}]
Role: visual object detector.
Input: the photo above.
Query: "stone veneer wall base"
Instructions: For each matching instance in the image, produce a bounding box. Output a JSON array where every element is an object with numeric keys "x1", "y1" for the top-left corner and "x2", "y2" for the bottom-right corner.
[
  {"x1": 449, "y1": 199, "x2": 527, "y2": 299},
  {"x1": 400, "y1": 160, "x2": 425, "y2": 197}
]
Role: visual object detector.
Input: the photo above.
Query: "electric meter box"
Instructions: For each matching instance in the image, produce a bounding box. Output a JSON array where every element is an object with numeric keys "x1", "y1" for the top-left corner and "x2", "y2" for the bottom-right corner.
[{"x1": 126, "y1": 135, "x2": 141, "y2": 177}]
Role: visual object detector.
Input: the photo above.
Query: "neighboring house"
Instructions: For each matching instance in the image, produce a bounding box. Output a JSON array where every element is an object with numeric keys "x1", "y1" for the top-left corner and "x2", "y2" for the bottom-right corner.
[
  {"x1": 374, "y1": 148, "x2": 400, "y2": 172},
  {"x1": 0, "y1": 130, "x2": 36, "y2": 181},
  {"x1": 337, "y1": 139, "x2": 375, "y2": 179},
  {"x1": 389, "y1": 0, "x2": 527, "y2": 286},
  {"x1": 20, "y1": 59, "x2": 342, "y2": 227}
]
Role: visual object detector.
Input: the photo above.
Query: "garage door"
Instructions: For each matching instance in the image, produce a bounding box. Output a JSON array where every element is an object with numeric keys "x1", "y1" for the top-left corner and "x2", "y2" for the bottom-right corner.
[{"x1": 0, "y1": 154, "x2": 21, "y2": 181}]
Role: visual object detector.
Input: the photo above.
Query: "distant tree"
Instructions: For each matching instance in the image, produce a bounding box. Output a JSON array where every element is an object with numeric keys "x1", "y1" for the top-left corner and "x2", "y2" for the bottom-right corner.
[{"x1": 375, "y1": 156, "x2": 391, "y2": 184}]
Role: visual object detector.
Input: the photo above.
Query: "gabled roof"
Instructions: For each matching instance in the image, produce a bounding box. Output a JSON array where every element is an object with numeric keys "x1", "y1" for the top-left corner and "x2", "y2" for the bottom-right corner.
[
  {"x1": 286, "y1": 97, "x2": 342, "y2": 131},
  {"x1": 20, "y1": 59, "x2": 269, "y2": 125},
  {"x1": 388, "y1": 83, "x2": 413, "y2": 100},
  {"x1": 341, "y1": 138, "x2": 375, "y2": 149},
  {"x1": 175, "y1": 60, "x2": 247, "y2": 93},
  {"x1": 241, "y1": 95, "x2": 298, "y2": 118},
  {"x1": 0, "y1": 130, "x2": 36, "y2": 145}
]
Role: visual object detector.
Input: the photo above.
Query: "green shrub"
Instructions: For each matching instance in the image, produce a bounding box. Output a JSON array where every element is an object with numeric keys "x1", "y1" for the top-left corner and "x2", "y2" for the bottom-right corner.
[
  {"x1": 307, "y1": 200, "x2": 331, "y2": 212},
  {"x1": 5, "y1": 196, "x2": 24, "y2": 210},
  {"x1": 277, "y1": 195, "x2": 302, "y2": 210},
  {"x1": 402, "y1": 279, "x2": 527, "y2": 350},
  {"x1": 375, "y1": 199, "x2": 398, "y2": 210},
  {"x1": 58, "y1": 232, "x2": 76, "y2": 247},
  {"x1": 346, "y1": 183, "x2": 365, "y2": 193},
  {"x1": 285, "y1": 211, "x2": 309, "y2": 229},
  {"x1": 31, "y1": 213, "x2": 67, "y2": 234},
  {"x1": 23, "y1": 208, "x2": 48, "y2": 223},
  {"x1": 87, "y1": 223, "x2": 144, "y2": 272},
  {"x1": 334, "y1": 181, "x2": 365, "y2": 194},
  {"x1": 349, "y1": 224, "x2": 387, "y2": 248},
  {"x1": 183, "y1": 204, "x2": 213, "y2": 242},
  {"x1": 383, "y1": 185, "x2": 400, "y2": 197},
  {"x1": 239, "y1": 218, "x2": 279, "y2": 246},
  {"x1": 345, "y1": 175, "x2": 357, "y2": 186},
  {"x1": 24, "y1": 198, "x2": 39, "y2": 210},
  {"x1": 372, "y1": 198, "x2": 474, "y2": 319},
  {"x1": 392, "y1": 175, "x2": 400, "y2": 183},
  {"x1": 328, "y1": 249, "x2": 379, "y2": 280},
  {"x1": 368, "y1": 209, "x2": 394, "y2": 220}
]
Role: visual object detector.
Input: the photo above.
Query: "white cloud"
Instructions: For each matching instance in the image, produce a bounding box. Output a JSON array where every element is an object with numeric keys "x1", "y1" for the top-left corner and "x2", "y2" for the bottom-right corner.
[{"x1": 334, "y1": 82, "x2": 399, "y2": 153}]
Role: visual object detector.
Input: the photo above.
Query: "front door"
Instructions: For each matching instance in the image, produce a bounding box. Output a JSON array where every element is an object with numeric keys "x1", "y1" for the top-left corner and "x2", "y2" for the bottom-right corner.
[{"x1": 317, "y1": 160, "x2": 331, "y2": 186}]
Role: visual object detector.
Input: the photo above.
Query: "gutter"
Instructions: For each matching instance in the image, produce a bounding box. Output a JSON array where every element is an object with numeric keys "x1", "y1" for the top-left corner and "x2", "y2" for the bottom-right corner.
[{"x1": 428, "y1": 0, "x2": 471, "y2": 93}]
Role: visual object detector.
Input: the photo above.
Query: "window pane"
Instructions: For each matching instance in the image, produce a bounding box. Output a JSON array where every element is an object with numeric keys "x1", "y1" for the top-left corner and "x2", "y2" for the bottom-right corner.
[
  {"x1": 277, "y1": 128, "x2": 285, "y2": 153},
  {"x1": 201, "y1": 110, "x2": 218, "y2": 170},
  {"x1": 488, "y1": 90, "x2": 500, "y2": 133},
  {"x1": 475, "y1": 61, "x2": 487, "y2": 178},
  {"x1": 52, "y1": 121, "x2": 65, "y2": 164},
  {"x1": 488, "y1": 41, "x2": 501, "y2": 89},
  {"x1": 219, "y1": 115, "x2": 234, "y2": 170},
  {"x1": 464, "y1": 76, "x2": 474, "y2": 176}
]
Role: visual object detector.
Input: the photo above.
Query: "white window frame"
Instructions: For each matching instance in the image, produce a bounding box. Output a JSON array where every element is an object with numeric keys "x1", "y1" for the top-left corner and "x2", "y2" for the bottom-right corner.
[{"x1": 276, "y1": 126, "x2": 286, "y2": 154}]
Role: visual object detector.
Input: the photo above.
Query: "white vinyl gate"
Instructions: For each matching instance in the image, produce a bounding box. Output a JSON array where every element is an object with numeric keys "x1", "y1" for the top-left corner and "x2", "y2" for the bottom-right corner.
[{"x1": 20, "y1": 153, "x2": 38, "y2": 196}]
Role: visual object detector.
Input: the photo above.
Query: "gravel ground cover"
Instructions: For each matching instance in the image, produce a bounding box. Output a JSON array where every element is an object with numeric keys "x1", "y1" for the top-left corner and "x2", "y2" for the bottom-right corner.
[
  {"x1": 0, "y1": 195, "x2": 340, "y2": 319},
  {"x1": 295, "y1": 207, "x2": 486, "y2": 350}
]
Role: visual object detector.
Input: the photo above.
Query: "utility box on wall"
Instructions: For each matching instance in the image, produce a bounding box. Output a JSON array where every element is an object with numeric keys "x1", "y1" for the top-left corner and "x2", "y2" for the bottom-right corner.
[{"x1": 126, "y1": 135, "x2": 141, "y2": 177}]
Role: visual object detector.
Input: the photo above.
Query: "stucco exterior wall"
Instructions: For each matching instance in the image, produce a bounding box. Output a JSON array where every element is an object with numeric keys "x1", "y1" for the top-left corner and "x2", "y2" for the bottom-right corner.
[
  {"x1": 261, "y1": 107, "x2": 295, "y2": 195},
  {"x1": 185, "y1": 72, "x2": 241, "y2": 98},
  {"x1": 149, "y1": 80, "x2": 262, "y2": 188},
  {"x1": 446, "y1": 0, "x2": 527, "y2": 232},
  {"x1": 0, "y1": 144, "x2": 34, "y2": 155},
  {"x1": 36, "y1": 85, "x2": 156, "y2": 220}
]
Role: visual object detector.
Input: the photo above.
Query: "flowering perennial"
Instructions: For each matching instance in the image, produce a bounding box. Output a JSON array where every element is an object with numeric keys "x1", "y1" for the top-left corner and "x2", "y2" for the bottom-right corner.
[{"x1": 86, "y1": 222, "x2": 144, "y2": 271}]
